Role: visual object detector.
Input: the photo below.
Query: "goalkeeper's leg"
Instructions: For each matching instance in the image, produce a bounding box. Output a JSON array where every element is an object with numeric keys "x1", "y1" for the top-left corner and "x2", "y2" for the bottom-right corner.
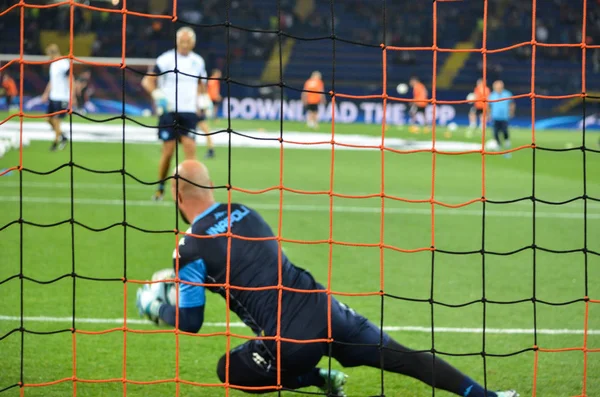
[{"x1": 329, "y1": 300, "x2": 518, "y2": 397}]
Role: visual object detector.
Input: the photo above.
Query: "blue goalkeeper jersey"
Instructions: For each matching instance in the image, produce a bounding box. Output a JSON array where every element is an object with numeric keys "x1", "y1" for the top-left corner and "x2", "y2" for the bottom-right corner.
[{"x1": 174, "y1": 203, "x2": 330, "y2": 340}]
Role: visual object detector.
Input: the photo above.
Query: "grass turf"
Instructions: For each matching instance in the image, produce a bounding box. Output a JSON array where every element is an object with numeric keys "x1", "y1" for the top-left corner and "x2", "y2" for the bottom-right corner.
[{"x1": 0, "y1": 112, "x2": 599, "y2": 396}]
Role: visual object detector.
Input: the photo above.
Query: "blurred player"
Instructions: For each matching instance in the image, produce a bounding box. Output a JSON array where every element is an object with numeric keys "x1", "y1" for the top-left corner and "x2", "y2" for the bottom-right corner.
[
  {"x1": 488, "y1": 80, "x2": 515, "y2": 158},
  {"x1": 41, "y1": 44, "x2": 73, "y2": 152},
  {"x1": 207, "y1": 69, "x2": 222, "y2": 120},
  {"x1": 467, "y1": 78, "x2": 490, "y2": 138},
  {"x1": 408, "y1": 76, "x2": 428, "y2": 134},
  {"x1": 74, "y1": 69, "x2": 93, "y2": 114},
  {"x1": 196, "y1": 94, "x2": 215, "y2": 159},
  {"x1": 141, "y1": 26, "x2": 208, "y2": 201},
  {"x1": 302, "y1": 71, "x2": 325, "y2": 129},
  {"x1": 2, "y1": 72, "x2": 17, "y2": 110},
  {"x1": 136, "y1": 159, "x2": 520, "y2": 397}
]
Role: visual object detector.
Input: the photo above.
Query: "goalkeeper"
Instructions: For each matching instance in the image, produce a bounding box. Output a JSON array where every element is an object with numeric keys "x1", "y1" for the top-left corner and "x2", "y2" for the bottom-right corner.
[{"x1": 137, "y1": 160, "x2": 519, "y2": 397}]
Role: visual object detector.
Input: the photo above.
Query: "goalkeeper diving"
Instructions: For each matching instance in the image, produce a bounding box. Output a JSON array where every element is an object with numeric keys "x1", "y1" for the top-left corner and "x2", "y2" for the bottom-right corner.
[{"x1": 137, "y1": 160, "x2": 519, "y2": 397}]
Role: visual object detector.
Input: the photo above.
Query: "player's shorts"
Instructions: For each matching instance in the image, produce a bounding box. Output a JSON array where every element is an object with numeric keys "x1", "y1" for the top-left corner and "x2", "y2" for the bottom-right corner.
[
  {"x1": 470, "y1": 106, "x2": 484, "y2": 117},
  {"x1": 216, "y1": 338, "x2": 327, "y2": 388},
  {"x1": 47, "y1": 100, "x2": 68, "y2": 119},
  {"x1": 197, "y1": 110, "x2": 207, "y2": 123},
  {"x1": 215, "y1": 297, "x2": 391, "y2": 388},
  {"x1": 305, "y1": 103, "x2": 319, "y2": 113},
  {"x1": 409, "y1": 104, "x2": 426, "y2": 118},
  {"x1": 158, "y1": 112, "x2": 198, "y2": 142}
]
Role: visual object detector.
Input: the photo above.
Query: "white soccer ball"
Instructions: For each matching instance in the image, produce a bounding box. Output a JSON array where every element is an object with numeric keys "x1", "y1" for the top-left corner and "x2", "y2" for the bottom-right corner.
[
  {"x1": 447, "y1": 122, "x2": 458, "y2": 132},
  {"x1": 466, "y1": 93, "x2": 476, "y2": 102},
  {"x1": 485, "y1": 139, "x2": 500, "y2": 152},
  {"x1": 151, "y1": 268, "x2": 177, "y2": 305},
  {"x1": 396, "y1": 83, "x2": 409, "y2": 95}
]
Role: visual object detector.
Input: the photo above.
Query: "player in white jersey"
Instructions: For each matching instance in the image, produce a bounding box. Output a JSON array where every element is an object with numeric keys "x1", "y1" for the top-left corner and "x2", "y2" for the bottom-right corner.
[
  {"x1": 141, "y1": 27, "x2": 212, "y2": 201},
  {"x1": 41, "y1": 44, "x2": 74, "y2": 152}
]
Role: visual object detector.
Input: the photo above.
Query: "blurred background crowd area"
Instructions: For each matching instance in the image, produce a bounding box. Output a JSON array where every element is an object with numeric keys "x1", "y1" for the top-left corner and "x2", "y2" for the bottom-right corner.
[{"x1": 1, "y1": 0, "x2": 599, "y2": 101}]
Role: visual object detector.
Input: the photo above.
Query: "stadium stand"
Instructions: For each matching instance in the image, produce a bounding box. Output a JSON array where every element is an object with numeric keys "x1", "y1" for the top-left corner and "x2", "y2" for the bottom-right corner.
[{"x1": 1, "y1": 0, "x2": 599, "y2": 112}]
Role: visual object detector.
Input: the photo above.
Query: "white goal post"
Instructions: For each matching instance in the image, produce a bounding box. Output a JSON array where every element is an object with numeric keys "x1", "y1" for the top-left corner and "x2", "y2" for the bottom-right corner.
[{"x1": 0, "y1": 54, "x2": 155, "y2": 67}]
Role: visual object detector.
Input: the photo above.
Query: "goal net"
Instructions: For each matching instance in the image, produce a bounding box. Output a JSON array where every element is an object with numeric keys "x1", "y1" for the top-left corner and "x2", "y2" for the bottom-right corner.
[{"x1": 0, "y1": 0, "x2": 598, "y2": 396}]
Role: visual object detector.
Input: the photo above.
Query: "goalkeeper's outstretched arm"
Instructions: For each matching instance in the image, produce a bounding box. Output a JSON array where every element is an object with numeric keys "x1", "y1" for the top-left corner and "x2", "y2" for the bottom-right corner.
[
  {"x1": 137, "y1": 262, "x2": 208, "y2": 333},
  {"x1": 159, "y1": 304, "x2": 205, "y2": 333},
  {"x1": 137, "y1": 285, "x2": 206, "y2": 333}
]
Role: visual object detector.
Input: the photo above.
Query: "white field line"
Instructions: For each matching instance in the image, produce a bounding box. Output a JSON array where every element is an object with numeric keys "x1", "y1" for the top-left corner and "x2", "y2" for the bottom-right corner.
[
  {"x1": 0, "y1": 315, "x2": 597, "y2": 335},
  {"x1": 0, "y1": 195, "x2": 598, "y2": 220},
  {"x1": 0, "y1": 122, "x2": 483, "y2": 152},
  {"x1": 3, "y1": 181, "x2": 599, "y2": 210}
]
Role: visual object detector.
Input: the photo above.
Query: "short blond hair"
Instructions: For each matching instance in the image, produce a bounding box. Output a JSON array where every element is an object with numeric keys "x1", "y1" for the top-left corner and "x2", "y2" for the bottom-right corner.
[
  {"x1": 176, "y1": 27, "x2": 196, "y2": 42},
  {"x1": 46, "y1": 43, "x2": 60, "y2": 56}
]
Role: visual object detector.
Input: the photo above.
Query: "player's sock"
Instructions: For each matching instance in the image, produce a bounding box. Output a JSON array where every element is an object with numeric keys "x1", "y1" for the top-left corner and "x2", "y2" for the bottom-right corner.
[
  {"x1": 502, "y1": 140, "x2": 512, "y2": 158},
  {"x1": 58, "y1": 134, "x2": 68, "y2": 150},
  {"x1": 294, "y1": 368, "x2": 325, "y2": 388},
  {"x1": 153, "y1": 182, "x2": 165, "y2": 201},
  {"x1": 459, "y1": 377, "x2": 498, "y2": 397}
]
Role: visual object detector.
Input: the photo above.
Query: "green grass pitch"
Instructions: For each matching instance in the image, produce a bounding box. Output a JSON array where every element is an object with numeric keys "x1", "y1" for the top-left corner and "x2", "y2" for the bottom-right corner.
[{"x1": 0, "y1": 111, "x2": 599, "y2": 396}]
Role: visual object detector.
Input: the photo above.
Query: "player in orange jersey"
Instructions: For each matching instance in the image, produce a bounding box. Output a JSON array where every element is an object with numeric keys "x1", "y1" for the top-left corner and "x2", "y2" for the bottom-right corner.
[
  {"x1": 207, "y1": 69, "x2": 222, "y2": 119},
  {"x1": 302, "y1": 71, "x2": 325, "y2": 129},
  {"x1": 408, "y1": 76, "x2": 429, "y2": 134},
  {"x1": 2, "y1": 73, "x2": 17, "y2": 110},
  {"x1": 467, "y1": 78, "x2": 490, "y2": 138}
]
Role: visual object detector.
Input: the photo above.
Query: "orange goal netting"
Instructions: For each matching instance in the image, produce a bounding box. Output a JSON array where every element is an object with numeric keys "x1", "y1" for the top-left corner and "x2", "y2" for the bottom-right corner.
[{"x1": 0, "y1": 0, "x2": 598, "y2": 396}]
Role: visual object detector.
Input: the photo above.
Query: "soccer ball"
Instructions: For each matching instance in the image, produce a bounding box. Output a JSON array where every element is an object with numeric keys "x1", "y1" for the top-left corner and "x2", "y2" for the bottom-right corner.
[
  {"x1": 396, "y1": 83, "x2": 409, "y2": 95},
  {"x1": 447, "y1": 122, "x2": 458, "y2": 132},
  {"x1": 466, "y1": 93, "x2": 476, "y2": 102},
  {"x1": 485, "y1": 139, "x2": 500, "y2": 152},
  {"x1": 150, "y1": 268, "x2": 177, "y2": 306}
]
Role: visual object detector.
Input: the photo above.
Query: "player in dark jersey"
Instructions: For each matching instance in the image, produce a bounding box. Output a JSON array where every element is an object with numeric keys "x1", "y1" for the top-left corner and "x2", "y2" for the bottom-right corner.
[{"x1": 136, "y1": 160, "x2": 519, "y2": 397}]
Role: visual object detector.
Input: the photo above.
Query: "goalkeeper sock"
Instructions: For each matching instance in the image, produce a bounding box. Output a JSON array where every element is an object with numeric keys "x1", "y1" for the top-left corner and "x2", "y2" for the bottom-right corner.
[
  {"x1": 459, "y1": 378, "x2": 498, "y2": 397},
  {"x1": 158, "y1": 182, "x2": 165, "y2": 193},
  {"x1": 289, "y1": 368, "x2": 325, "y2": 389}
]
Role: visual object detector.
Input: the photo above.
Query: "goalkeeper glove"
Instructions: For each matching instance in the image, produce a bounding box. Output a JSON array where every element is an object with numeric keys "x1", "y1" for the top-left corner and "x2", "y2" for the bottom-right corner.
[
  {"x1": 136, "y1": 284, "x2": 164, "y2": 324},
  {"x1": 151, "y1": 89, "x2": 169, "y2": 116}
]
